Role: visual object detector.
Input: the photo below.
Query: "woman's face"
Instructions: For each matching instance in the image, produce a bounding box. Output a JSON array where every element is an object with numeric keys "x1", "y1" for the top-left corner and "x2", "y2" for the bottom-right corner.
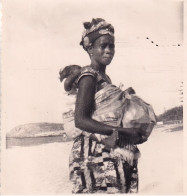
[{"x1": 89, "y1": 35, "x2": 115, "y2": 66}]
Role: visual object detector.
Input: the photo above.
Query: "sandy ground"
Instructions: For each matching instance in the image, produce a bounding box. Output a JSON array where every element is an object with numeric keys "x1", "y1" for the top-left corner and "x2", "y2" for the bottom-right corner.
[{"x1": 2, "y1": 126, "x2": 183, "y2": 195}]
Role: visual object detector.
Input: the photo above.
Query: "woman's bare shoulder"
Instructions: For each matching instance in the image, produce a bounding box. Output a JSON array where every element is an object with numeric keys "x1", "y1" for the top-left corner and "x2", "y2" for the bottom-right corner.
[{"x1": 77, "y1": 74, "x2": 96, "y2": 90}]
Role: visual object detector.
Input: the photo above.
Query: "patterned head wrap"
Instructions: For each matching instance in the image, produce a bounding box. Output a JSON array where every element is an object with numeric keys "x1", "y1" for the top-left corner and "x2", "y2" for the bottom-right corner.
[{"x1": 80, "y1": 18, "x2": 115, "y2": 51}]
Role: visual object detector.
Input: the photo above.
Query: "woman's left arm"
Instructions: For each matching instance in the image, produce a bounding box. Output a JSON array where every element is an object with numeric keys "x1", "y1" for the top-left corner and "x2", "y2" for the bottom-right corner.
[{"x1": 74, "y1": 75, "x2": 114, "y2": 135}]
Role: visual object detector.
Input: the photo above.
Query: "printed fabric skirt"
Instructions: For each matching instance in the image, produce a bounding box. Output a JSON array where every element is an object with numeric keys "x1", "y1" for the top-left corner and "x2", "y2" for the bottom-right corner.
[{"x1": 69, "y1": 135, "x2": 139, "y2": 194}]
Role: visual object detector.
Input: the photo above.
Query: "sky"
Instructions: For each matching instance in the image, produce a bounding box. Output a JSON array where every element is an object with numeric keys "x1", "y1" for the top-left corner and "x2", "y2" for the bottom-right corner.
[{"x1": 1, "y1": 0, "x2": 184, "y2": 131}]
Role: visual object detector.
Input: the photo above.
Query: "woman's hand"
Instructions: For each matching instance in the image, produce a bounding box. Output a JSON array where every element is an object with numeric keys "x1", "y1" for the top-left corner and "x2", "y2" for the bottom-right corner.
[{"x1": 101, "y1": 130, "x2": 119, "y2": 150}]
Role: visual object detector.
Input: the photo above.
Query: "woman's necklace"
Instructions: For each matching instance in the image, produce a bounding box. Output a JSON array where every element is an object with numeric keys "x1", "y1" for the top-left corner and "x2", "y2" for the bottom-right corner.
[
  {"x1": 96, "y1": 70, "x2": 111, "y2": 83},
  {"x1": 90, "y1": 65, "x2": 111, "y2": 83}
]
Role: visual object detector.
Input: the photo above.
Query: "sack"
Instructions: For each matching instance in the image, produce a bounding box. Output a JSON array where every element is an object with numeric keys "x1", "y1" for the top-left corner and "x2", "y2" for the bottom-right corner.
[
  {"x1": 122, "y1": 94, "x2": 156, "y2": 139},
  {"x1": 63, "y1": 110, "x2": 92, "y2": 139},
  {"x1": 62, "y1": 110, "x2": 81, "y2": 139}
]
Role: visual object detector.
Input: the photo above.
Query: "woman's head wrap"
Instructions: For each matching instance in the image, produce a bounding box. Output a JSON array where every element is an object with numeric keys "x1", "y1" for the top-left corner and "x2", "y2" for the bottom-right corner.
[{"x1": 80, "y1": 18, "x2": 114, "y2": 51}]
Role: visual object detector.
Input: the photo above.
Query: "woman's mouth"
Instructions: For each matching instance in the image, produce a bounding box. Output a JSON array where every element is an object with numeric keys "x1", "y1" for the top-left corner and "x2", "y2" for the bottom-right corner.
[{"x1": 104, "y1": 56, "x2": 112, "y2": 59}]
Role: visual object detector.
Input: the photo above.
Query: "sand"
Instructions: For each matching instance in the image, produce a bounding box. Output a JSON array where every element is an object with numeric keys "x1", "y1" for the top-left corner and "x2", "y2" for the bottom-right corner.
[{"x1": 2, "y1": 125, "x2": 183, "y2": 195}]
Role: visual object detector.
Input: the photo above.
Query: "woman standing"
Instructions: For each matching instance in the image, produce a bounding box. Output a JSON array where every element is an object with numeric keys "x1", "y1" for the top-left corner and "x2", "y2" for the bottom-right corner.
[{"x1": 69, "y1": 18, "x2": 145, "y2": 194}]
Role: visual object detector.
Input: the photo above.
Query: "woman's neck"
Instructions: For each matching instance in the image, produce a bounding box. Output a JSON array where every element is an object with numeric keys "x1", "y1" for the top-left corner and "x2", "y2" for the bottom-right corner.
[{"x1": 90, "y1": 62, "x2": 106, "y2": 74}]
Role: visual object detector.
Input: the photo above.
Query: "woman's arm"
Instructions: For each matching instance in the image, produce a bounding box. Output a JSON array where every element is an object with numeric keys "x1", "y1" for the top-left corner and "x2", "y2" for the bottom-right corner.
[{"x1": 74, "y1": 75, "x2": 142, "y2": 142}]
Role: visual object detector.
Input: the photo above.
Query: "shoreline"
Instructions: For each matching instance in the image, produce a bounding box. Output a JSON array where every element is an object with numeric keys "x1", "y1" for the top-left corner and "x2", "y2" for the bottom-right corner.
[{"x1": 6, "y1": 135, "x2": 70, "y2": 149}]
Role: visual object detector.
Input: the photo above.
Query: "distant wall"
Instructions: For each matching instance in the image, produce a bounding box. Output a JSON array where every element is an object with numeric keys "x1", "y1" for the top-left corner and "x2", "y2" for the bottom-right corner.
[{"x1": 163, "y1": 120, "x2": 183, "y2": 125}]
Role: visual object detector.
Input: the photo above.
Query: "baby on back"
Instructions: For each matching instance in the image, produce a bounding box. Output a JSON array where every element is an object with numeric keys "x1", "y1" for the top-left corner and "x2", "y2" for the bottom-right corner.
[{"x1": 59, "y1": 65, "x2": 81, "y2": 95}]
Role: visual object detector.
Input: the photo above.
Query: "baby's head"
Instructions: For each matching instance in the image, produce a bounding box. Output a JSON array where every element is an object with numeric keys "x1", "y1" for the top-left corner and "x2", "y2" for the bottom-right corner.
[{"x1": 59, "y1": 65, "x2": 81, "y2": 82}]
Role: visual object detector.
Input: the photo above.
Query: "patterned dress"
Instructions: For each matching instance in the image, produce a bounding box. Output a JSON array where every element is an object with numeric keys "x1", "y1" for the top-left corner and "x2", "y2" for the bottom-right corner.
[{"x1": 69, "y1": 66, "x2": 139, "y2": 194}]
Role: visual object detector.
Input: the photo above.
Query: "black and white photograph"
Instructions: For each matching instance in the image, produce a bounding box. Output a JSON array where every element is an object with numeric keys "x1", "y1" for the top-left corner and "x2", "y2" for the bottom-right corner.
[{"x1": 1, "y1": 0, "x2": 186, "y2": 194}]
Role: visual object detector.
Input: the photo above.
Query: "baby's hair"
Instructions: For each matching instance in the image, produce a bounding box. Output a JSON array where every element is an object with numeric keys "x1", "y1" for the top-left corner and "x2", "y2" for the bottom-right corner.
[{"x1": 59, "y1": 65, "x2": 81, "y2": 82}]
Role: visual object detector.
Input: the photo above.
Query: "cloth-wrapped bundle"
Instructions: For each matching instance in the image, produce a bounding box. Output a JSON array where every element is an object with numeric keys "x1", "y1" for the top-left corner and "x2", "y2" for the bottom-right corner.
[
  {"x1": 92, "y1": 84, "x2": 156, "y2": 141},
  {"x1": 121, "y1": 93, "x2": 156, "y2": 139}
]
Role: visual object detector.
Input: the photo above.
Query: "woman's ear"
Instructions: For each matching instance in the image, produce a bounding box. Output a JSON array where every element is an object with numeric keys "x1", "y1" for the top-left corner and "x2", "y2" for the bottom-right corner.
[{"x1": 87, "y1": 46, "x2": 93, "y2": 57}]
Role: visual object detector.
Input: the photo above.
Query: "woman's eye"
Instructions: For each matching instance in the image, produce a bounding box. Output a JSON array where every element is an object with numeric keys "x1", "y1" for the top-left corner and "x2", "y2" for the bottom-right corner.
[
  {"x1": 100, "y1": 44, "x2": 115, "y2": 49},
  {"x1": 100, "y1": 45, "x2": 106, "y2": 49}
]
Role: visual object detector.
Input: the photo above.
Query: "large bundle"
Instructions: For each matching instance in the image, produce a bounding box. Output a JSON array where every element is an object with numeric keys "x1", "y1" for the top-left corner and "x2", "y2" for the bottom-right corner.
[
  {"x1": 92, "y1": 84, "x2": 156, "y2": 141},
  {"x1": 121, "y1": 93, "x2": 156, "y2": 139}
]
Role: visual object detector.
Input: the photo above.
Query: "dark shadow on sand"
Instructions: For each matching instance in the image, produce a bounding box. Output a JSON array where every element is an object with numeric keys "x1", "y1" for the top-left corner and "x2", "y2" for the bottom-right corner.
[{"x1": 6, "y1": 135, "x2": 72, "y2": 149}]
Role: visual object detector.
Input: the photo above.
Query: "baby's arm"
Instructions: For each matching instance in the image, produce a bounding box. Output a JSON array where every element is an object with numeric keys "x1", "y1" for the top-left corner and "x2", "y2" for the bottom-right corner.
[{"x1": 64, "y1": 71, "x2": 80, "y2": 91}]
